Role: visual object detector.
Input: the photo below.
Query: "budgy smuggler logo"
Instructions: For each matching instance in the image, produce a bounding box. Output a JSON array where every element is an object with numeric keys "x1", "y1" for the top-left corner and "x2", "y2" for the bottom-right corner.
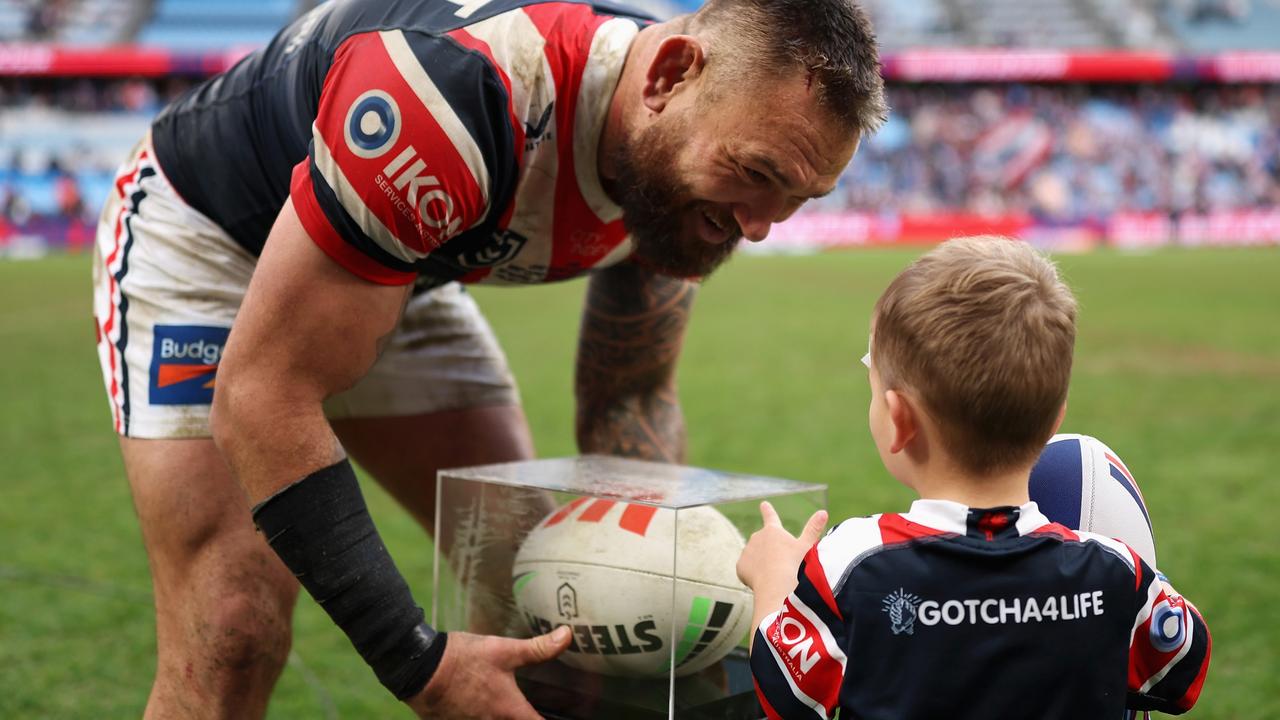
[{"x1": 149, "y1": 325, "x2": 229, "y2": 405}]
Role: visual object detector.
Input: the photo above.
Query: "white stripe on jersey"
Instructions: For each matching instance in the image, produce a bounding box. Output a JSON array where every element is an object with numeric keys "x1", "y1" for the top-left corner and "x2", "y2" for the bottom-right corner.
[
  {"x1": 379, "y1": 29, "x2": 492, "y2": 231},
  {"x1": 791, "y1": 591, "x2": 849, "y2": 671},
  {"x1": 310, "y1": 125, "x2": 416, "y2": 262},
  {"x1": 760, "y1": 606, "x2": 831, "y2": 720},
  {"x1": 574, "y1": 17, "x2": 635, "y2": 225},
  {"x1": 815, "y1": 515, "x2": 885, "y2": 595},
  {"x1": 1130, "y1": 566, "x2": 1162, "y2": 648},
  {"x1": 1076, "y1": 530, "x2": 1138, "y2": 573},
  {"x1": 900, "y1": 498, "x2": 968, "y2": 533},
  {"x1": 1015, "y1": 503, "x2": 1052, "y2": 535},
  {"x1": 464, "y1": 8, "x2": 557, "y2": 283}
]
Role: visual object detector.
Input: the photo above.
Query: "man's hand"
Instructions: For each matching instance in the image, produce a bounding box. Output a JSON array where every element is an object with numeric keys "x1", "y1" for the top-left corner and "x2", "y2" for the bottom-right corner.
[
  {"x1": 407, "y1": 626, "x2": 573, "y2": 719},
  {"x1": 737, "y1": 502, "x2": 828, "y2": 633}
]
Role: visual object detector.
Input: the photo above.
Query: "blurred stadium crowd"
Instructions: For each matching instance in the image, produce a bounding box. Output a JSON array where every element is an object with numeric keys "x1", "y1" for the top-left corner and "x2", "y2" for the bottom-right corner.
[
  {"x1": 837, "y1": 83, "x2": 1280, "y2": 218},
  {"x1": 7, "y1": 0, "x2": 1280, "y2": 49},
  {"x1": 2, "y1": 0, "x2": 1279, "y2": 252}
]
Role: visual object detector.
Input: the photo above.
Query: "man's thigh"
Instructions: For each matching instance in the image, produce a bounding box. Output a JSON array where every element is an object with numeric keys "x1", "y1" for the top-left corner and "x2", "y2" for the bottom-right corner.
[
  {"x1": 331, "y1": 405, "x2": 536, "y2": 532},
  {"x1": 93, "y1": 135, "x2": 255, "y2": 439},
  {"x1": 333, "y1": 405, "x2": 549, "y2": 636}
]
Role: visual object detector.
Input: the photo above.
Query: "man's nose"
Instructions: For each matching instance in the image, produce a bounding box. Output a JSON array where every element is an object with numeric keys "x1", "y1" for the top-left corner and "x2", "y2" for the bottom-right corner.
[{"x1": 732, "y1": 196, "x2": 787, "y2": 243}]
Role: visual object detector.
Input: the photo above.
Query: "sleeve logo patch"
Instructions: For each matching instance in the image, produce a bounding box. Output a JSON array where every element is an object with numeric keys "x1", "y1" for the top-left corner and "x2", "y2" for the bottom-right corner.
[
  {"x1": 1149, "y1": 601, "x2": 1186, "y2": 652},
  {"x1": 148, "y1": 325, "x2": 230, "y2": 406},
  {"x1": 344, "y1": 90, "x2": 401, "y2": 159}
]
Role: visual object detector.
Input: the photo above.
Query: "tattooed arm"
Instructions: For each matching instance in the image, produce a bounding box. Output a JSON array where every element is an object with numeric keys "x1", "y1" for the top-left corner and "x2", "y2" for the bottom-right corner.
[{"x1": 574, "y1": 261, "x2": 697, "y2": 463}]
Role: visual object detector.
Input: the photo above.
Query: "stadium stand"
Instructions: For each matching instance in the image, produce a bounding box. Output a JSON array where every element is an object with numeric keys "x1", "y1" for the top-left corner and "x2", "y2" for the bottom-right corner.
[
  {"x1": 952, "y1": 0, "x2": 1110, "y2": 48},
  {"x1": 861, "y1": 0, "x2": 961, "y2": 49},
  {"x1": 1163, "y1": 0, "x2": 1280, "y2": 51},
  {"x1": 2, "y1": 0, "x2": 1279, "y2": 253},
  {"x1": 0, "y1": 0, "x2": 138, "y2": 43},
  {"x1": 137, "y1": 0, "x2": 300, "y2": 49},
  {"x1": 839, "y1": 83, "x2": 1280, "y2": 217},
  {"x1": 0, "y1": 78, "x2": 172, "y2": 223}
]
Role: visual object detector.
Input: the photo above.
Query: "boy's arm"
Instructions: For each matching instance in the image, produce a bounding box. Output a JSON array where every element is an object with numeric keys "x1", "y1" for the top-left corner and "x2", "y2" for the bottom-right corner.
[
  {"x1": 740, "y1": 508, "x2": 848, "y2": 720},
  {"x1": 1126, "y1": 557, "x2": 1212, "y2": 714},
  {"x1": 738, "y1": 503, "x2": 830, "y2": 631}
]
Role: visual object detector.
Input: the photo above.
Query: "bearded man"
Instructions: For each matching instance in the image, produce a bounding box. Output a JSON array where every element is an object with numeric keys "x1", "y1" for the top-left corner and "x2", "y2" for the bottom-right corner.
[{"x1": 91, "y1": 0, "x2": 886, "y2": 716}]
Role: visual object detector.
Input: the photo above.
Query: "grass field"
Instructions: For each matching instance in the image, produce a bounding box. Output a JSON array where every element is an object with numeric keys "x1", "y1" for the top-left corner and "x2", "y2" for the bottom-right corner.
[{"x1": 1, "y1": 247, "x2": 1277, "y2": 718}]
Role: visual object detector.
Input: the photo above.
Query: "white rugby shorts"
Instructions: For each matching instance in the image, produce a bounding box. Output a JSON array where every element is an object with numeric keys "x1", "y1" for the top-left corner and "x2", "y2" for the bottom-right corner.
[{"x1": 92, "y1": 134, "x2": 520, "y2": 439}]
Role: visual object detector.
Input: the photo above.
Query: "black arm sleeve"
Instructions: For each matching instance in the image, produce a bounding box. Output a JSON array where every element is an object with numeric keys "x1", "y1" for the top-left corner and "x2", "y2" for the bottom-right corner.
[{"x1": 252, "y1": 458, "x2": 446, "y2": 699}]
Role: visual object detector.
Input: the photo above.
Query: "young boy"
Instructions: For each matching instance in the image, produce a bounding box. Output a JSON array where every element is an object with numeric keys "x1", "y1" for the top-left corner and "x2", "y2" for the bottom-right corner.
[{"x1": 737, "y1": 237, "x2": 1210, "y2": 719}]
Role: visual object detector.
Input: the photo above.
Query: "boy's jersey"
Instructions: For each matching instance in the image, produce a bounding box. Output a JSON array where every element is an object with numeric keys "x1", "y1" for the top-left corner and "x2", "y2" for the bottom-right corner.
[
  {"x1": 752, "y1": 500, "x2": 1211, "y2": 720},
  {"x1": 150, "y1": 0, "x2": 653, "y2": 287}
]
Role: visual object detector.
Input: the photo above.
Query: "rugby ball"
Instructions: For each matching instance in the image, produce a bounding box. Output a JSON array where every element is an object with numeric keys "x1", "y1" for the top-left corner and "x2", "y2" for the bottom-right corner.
[
  {"x1": 1030, "y1": 433, "x2": 1158, "y2": 567},
  {"x1": 512, "y1": 498, "x2": 752, "y2": 677}
]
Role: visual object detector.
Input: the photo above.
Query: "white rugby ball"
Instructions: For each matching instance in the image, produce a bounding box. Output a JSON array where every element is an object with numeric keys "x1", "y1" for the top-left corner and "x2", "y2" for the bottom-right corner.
[
  {"x1": 512, "y1": 499, "x2": 752, "y2": 677},
  {"x1": 1030, "y1": 433, "x2": 1158, "y2": 567}
]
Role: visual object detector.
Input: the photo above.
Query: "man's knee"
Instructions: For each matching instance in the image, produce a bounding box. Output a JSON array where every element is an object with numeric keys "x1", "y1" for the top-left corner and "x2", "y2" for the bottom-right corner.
[
  {"x1": 195, "y1": 585, "x2": 294, "y2": 673},
  {"x1": 157, "y1": 561, "x2": 297, "y2": 685}
]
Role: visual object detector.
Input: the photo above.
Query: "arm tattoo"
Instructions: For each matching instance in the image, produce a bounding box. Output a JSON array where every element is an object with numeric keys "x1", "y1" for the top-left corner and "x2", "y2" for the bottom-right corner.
[{"x1": 575, "y1": 262, "x2": 696, "y2": 463}]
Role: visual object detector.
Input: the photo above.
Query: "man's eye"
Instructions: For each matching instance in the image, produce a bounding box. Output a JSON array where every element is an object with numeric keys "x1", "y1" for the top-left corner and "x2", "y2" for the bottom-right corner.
[{"x1": 743, "y1": 167, "x2": 768, "y2": 183}]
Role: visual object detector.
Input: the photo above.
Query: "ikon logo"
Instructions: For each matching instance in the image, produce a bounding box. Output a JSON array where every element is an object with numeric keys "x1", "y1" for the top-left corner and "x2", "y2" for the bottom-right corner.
[
  {"x1": 380, "y1": 145, "x2": 462, "y2": 239},
  {"x1": 344, "y1": 90, "x2": 401, "y2": 159}
]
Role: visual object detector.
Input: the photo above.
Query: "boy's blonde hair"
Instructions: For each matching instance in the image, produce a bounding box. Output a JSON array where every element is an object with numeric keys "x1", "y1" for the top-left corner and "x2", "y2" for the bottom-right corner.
[{"x1": 871, "y1": 236, "x2": 1077, "y2": 475}]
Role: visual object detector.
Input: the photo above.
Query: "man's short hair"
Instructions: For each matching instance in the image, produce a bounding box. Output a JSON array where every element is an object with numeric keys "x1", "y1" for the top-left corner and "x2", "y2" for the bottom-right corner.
[
  {"x1": 690, "y1": 0, "x2": 888, "y2": 134},
  {"x1": 871, "y1": 236, "x2": 1078, "y2": 475}
]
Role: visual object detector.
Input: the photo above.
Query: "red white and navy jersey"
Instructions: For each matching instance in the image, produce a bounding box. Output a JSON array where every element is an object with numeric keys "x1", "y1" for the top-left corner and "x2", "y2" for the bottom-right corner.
[
  {"x1": 150, "y1": 0, "x2": 653, "y2": 286},
  {"x1": 752, "y1": 500, "x2": 1211, "y2": 720}
]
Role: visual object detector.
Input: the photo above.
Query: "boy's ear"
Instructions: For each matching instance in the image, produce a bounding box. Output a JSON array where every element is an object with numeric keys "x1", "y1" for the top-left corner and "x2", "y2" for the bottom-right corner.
[
  {"x1": 642, "y1": 35, "x2": 705, "y2": 113},
  {"x1": 885, "y1": 389, "x2": 918, "y2": 454}
]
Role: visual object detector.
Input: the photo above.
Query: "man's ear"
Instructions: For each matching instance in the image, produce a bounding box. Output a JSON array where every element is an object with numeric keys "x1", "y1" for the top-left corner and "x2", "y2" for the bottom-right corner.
[
  {"x1": 642, "y1": 35, "x2": 705, "y2": 113},
  {"x1": 885, "y1": 389, "x2": 918, "y2": 455}
]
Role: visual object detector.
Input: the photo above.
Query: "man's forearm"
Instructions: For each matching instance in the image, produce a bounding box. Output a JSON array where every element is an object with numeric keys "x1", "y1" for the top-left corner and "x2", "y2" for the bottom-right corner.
[
  {"x1": 576, "y1": 383, "x2": 686, "y2": 462},
  {"x1": 575, "y1": 262, "x2": 696, "y2": 463},
  {"x1": 210, "y1": 374, "x2": 343, "y2": 503}
]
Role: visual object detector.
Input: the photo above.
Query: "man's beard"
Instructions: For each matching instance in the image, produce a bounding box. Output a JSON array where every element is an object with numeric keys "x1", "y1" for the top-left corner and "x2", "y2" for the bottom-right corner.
[{"x1": 611, "y1": 120, "x2": 741, "y2": 279}]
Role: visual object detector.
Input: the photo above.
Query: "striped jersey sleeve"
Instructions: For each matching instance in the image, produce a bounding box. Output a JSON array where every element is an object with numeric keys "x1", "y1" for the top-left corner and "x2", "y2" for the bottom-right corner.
[
  {"x1": 750, "y1": 518, "x2": 884, "y2": 720},
  {"x1": 290, "y1": 28, "x2": 517, "y2": 285},
  {"x1": 1125, "y1": 553, "x2": 1212, "y2": 714}
]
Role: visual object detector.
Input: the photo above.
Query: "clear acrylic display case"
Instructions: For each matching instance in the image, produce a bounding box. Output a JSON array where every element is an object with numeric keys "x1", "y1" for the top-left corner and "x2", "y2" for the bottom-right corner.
[{"x1": 433, "y1": 455, "x2": 827, "y2": 719}]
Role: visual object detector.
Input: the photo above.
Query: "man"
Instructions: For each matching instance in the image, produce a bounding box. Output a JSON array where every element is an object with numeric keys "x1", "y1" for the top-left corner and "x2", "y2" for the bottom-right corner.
[{"x1": 91, "y1": 0, "x2": 886, "y2": 717}]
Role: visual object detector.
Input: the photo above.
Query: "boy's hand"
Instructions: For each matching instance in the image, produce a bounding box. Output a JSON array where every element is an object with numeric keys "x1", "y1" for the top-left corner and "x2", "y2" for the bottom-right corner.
[{"x1": 737, "y1": 502, "x2": 828, "y2": 592}]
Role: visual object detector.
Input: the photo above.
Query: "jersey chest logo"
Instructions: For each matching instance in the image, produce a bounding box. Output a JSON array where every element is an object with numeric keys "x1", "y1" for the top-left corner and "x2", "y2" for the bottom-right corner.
[{"x1": 882, "y1": 588, "x2": 923, "y2": 636}]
